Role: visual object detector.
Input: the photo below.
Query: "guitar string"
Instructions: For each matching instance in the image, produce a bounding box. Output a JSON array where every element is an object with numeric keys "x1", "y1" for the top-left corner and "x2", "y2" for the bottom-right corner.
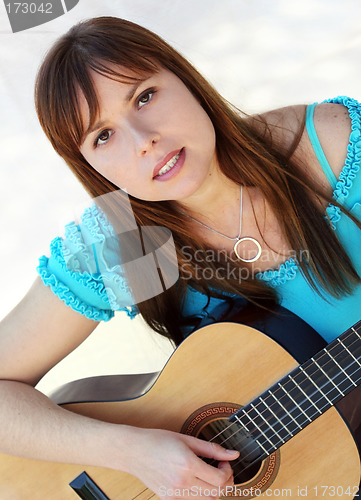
[
  {"x1": 128, "y1": 324, "x2": 361, "y2": 497},
  {"x1": 203, "y1": 324, "x2": 361, "y2": 476},
  {"x1": 207, "y1": 323, "x2": 361, "y2": 449},
  {"x1": 209, "y1": 328, "x2": 361, "y2": 469},
  {"x1": 231, "y1": 348, "x2": 361, "y2": 485},
  {"x1": 131, "y1": 486, "x2": 156, "y2": 500},
  {"x1": 226, "y1": 339, "x2": 361, "y2": 485},
  {"x1": 128, "y1": 325, "x2": 361, "y2": 495},
  {"x1": 216, "y1": 331, "x2": 361, "y2": 481}
]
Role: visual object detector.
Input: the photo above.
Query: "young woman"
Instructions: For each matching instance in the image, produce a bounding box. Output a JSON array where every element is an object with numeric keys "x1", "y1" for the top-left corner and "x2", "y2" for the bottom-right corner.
[{"x1": 0, "y1": 16, "x2": 360, "y2": 499}]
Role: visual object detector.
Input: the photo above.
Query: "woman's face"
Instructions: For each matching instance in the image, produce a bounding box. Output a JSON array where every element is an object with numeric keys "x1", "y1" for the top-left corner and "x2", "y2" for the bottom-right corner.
[{"x1": 79, "y1": 67, "x2": 218, "y2": 202}]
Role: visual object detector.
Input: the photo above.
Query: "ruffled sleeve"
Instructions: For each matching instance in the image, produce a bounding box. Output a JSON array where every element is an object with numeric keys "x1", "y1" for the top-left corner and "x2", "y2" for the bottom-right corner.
[
  {"x1": 257, "y1": 96, "x2": 361, "y2": 288},
  {"x1": 322, "y1": 96, "x2": 361, "y2": 228},
  {"x1": 37, "y1": 204, "x2": 139, "y2": 322}
]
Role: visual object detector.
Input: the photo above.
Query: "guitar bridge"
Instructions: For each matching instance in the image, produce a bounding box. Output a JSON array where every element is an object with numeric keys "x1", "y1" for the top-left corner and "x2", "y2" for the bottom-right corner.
[{"x1": 69, "y1": 471, "x2": 110, "y2": 499}]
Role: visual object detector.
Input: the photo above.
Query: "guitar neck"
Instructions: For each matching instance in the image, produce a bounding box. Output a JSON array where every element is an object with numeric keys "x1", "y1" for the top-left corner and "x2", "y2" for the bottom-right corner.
[{"x1": 230, "y1": 319, "x2": 361, "y2": 458}]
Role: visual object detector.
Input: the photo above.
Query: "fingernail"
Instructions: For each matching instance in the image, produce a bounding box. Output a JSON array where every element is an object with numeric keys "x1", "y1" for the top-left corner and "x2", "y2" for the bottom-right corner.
[{"x1": 226, "y1": 449, "x2": 239, "y2": 454}]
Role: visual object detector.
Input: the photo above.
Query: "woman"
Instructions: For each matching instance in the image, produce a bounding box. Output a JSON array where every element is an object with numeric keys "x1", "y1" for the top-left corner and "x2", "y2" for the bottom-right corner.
[{"x1": 0, "y1": 16, "x2": 360, "y2": 499}]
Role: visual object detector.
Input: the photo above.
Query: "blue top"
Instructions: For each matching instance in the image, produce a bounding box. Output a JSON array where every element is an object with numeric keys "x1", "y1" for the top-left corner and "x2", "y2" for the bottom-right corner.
[{"x1": 37, "y1": 96, "x2": 361, "y2": 343}]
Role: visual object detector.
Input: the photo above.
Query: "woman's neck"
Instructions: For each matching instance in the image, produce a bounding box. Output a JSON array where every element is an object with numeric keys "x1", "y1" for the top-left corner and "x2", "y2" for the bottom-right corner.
[{"x1": 174, "y1": 169, "x2": 241, "y2": 228}]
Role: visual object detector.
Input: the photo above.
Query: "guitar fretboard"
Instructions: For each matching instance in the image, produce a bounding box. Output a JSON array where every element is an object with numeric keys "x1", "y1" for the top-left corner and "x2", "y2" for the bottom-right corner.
[{"x1": 229, "y1": 320, "x2": 361, "y2": 459}]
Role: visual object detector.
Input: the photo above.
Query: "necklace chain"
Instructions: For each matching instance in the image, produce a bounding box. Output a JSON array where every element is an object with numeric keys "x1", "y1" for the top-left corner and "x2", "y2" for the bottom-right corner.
[
  {"x1": 183, "y1": 186, "x2": 243, "y2": 241},
  {"x1": 181, "y1": 186, "x2": 262, "y2": 263}
]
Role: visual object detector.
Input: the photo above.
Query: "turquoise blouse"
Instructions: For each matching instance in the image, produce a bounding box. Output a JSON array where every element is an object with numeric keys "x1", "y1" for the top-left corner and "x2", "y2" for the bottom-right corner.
[{"x1": 37, "y1": 96, "x2": 361, "y2": 343}]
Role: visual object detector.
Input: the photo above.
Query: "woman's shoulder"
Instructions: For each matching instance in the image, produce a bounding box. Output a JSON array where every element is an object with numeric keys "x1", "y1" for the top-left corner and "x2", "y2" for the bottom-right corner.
[{"x1": 251, "y1": 99, "x2": 357, "y2": 195}]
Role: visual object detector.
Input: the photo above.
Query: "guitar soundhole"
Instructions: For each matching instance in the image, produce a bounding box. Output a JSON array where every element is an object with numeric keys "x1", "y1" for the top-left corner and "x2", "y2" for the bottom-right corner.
[
  {"x1": 181, "y1": 402, "x2": 280, "y2": 496},
  {"x1": 197, "y1": 417, "x2": 262, "y2": 484}
]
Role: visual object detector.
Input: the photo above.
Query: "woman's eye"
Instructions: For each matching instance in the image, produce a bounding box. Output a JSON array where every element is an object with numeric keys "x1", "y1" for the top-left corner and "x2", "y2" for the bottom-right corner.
[
  {"x1": 94, "y1": 129, "x2": 113, "y2": 148},
  {"x1": 137, "y1": 89, "x2": 155, "y2": 109}
]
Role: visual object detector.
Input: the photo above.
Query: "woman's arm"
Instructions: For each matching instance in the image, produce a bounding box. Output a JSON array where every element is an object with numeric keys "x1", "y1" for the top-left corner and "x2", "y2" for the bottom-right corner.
[
  {"x1": 0, "y1": 278, "x2": 238, "y2": 499},
  {"x1": 0, "y1": 276, "x2": 111, "y2": 465},
  {"x1": 0, "y1": 277, "x2": 98, "y2": 386}
]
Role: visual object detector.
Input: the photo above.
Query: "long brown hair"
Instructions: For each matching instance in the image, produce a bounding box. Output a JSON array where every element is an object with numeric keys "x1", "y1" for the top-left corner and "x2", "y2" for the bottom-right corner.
[{"x1": 35, "y1": 16, "x2": 361, "y2": 345}]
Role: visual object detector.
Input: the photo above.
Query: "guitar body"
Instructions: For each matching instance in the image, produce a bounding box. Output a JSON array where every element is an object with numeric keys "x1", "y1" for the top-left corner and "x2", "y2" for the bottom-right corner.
[{"x1": 0, "y1": 322, "x2": 360, "y2": 499}]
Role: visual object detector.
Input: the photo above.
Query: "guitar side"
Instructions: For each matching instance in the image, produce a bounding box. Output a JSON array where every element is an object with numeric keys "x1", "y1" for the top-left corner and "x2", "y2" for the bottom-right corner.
[{"x1": 0, "y1": 322, "x2": 359, "y2": 499}]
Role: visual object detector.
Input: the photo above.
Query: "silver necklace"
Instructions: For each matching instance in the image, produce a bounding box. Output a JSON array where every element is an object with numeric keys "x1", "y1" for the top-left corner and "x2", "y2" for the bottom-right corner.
[{"x1": 182, "y1": 186, "x2": 262, "y2": 263}]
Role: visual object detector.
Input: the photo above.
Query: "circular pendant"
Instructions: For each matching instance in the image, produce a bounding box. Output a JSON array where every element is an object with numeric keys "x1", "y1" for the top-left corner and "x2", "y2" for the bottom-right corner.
[{"x1": 234, "y1": 237, "x2": 262, "y2": 263}]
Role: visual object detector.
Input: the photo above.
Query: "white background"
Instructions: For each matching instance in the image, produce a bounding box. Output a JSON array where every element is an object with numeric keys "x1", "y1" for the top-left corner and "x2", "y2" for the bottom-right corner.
[{"x1": 0, "y1": 0, "x2": 361, "y2": 393}]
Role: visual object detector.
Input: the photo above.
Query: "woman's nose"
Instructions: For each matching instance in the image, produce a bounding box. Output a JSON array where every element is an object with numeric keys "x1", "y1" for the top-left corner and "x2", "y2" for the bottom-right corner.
[{"x1": 133, "y1": 127, "x2": 160, "y2": 157}]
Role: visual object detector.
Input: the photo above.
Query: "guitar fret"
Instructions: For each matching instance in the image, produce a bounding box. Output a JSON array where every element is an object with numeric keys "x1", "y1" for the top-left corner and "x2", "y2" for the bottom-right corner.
[
  {"x1": 273, "y1": 376, "x2": 317, "y2": 426},
  {"x1": 322, "y1": 340, "x2": 361, "y2": 393},
  {"x1": 278, "y1": 382, "x2": 312, "y2": 423},
  {"x1": 339, "y1": 327, "x2": 361, "y2": 386},
  {"x1": 267, "y1": 390, "x2": 299, "y2": 432},
  {"x1": 287, "y1": 374, "x2": 321, "y2": 416},
  {"x1": 272, "y1": 378, "x2": 307, "y2": 428},
  {"x1": 352, "y1": 326, "x2": 361, "y2": 340},
  {"x1": 240, "y1": 407, "x2": 277, "y2": 452},
  {"x1": 311, "y1": 358, "x2": 344, "y2": 397},
  {"x1": 235, "y1": 399, "x2": 288, "y2": 447},
  {"x1": 301, "y1": 355, "x2": 343, "y2": 403},
  {"x1": 299, "y1": 366, "x2": 332, "y2": 409},
  {"x1": 279, "y1": 369, "x2": 322, "y2": 422},
  {"x1": 250, "y1": 402, "x2": 283, "y2": 446},
  {"x1": 337, "y1": 329, "x2": 361, "y2": 357},
  {"x1": 320, "y1": 346, "x2": 358, "y2": 394},
  {"x1": 258, "y1": 396, "x2": 292, "y2": 442},
  {"x1": 322, "y1": 350, "x2": 357, "y2": 388},
  {"x1": 337, "y1": 338, "x2": 361, "y2": 372},
  {"x1": 233, "y1": 414, "x2": 269, "y2": 457}
]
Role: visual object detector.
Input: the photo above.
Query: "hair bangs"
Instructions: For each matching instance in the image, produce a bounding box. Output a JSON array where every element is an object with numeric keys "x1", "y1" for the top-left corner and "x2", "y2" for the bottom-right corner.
[{"x1": 86, "y1": 56, "x2": 158, "y2": 82}]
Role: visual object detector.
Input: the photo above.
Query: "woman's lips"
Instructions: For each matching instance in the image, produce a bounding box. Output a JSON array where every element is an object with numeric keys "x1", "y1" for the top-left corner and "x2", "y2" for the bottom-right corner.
[
  {"x1": 153, "y1": 148, "x2": 184, "y2": 178},
  {"x1": 153, "y1": 147, "x2": 186, "y2": 181}
]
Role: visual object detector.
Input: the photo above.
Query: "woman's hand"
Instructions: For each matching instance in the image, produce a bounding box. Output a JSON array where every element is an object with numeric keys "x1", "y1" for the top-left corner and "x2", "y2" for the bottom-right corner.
[{"x1": 122, "y1": 427, "x2": 240, "y2": 499}]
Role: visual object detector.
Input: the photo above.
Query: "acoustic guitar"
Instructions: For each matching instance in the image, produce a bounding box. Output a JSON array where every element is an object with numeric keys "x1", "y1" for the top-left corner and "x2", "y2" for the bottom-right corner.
[{"x1": 0, "y1": 308, "x2": 360, "y2": 499}]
